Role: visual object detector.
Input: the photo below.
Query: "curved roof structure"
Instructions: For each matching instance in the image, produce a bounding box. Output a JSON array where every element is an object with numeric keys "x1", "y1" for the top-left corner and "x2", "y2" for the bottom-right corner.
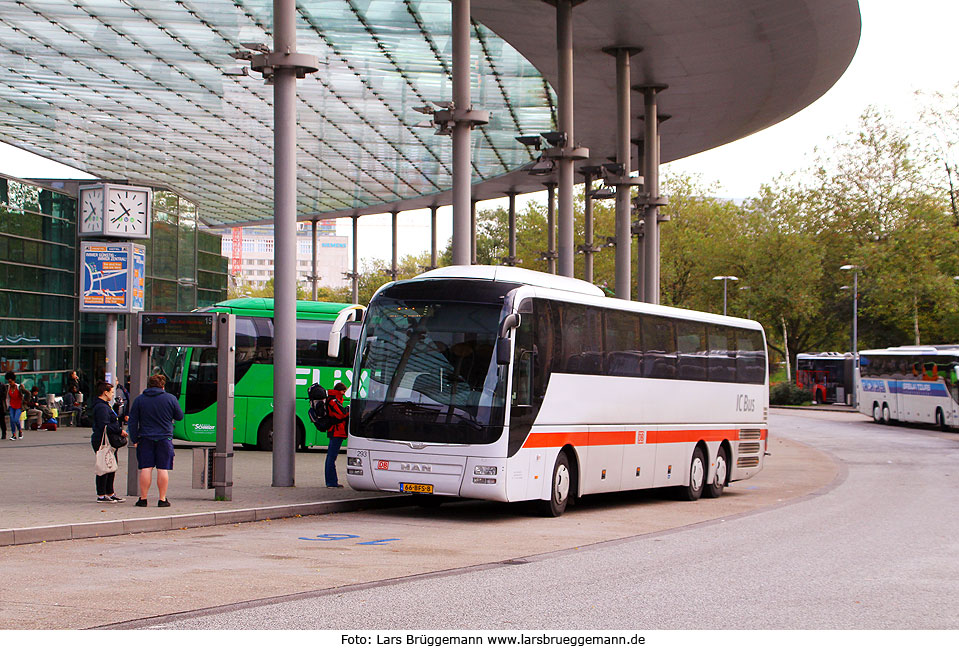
[{"x1": 0, "y1": 0, "x2": 860, "y2": 226}]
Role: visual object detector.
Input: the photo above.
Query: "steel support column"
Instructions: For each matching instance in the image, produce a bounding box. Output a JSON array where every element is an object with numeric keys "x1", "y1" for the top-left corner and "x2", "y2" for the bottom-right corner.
[
  {"x1": 506, "y1": 191, "x2": 517, "y2": 266},
  {"x1": 639, "y1": 85, "x2": 666, "y2": 305},
  {"x1": 578, "y1": 167, "x2": 601, "y2": 284},
  {"x1": 470, "y1": 198, "x2": 477, "y2": 264},
  {"x1": 451, "y1": 0, "x2": 472, "y2": 266},
  {"x1": 608, "y1": 47, "x2": 638, "y2": 300},
  {"x1": 546, "y1": 182, "x2": 557, "y2": 275},
  {"x1": 391, "y1": 210, "x2": 399, "y2": 281},
  {"x1": 351, "y1": 215, "x2": 359, "y2": 304},
  {"x1": 270, "y1": 0, "x2": 308, "y2": 487},
  {"x1": 310, "y1": 218, "x2": 318, "y2": 301},
  {"x1": 430, "y1": 206, "x2": 438, "y2": 269},
  {"x1": 555, "y1": 0, "x2": 575, "y2": 277},
  {"x1": 104, "y1": 314, "x2": 117, "y2": 386},
  {"x1": 632, "y1": 137, "x2": 645, "y2": 302}
]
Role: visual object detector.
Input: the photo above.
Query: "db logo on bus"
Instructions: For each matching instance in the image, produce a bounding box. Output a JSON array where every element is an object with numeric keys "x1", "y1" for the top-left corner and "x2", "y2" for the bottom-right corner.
[{"x1": 377, "y1": 460, "x2": 389, "y2": 470}]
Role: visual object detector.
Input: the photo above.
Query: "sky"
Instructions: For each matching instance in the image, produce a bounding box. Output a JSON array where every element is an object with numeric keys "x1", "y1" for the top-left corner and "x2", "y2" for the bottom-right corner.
[{"x1": 0, "y1": 0, "x2": 956, "y2": 267}]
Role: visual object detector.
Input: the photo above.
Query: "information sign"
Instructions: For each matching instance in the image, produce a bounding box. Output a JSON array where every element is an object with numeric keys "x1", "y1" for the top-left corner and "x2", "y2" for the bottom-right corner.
[
  {"x1": 139, "y1": 313, "x2": 217, "y2": 348},
  {"x1": 80, "y1": 242, "x2": 146, "y2": 314}
]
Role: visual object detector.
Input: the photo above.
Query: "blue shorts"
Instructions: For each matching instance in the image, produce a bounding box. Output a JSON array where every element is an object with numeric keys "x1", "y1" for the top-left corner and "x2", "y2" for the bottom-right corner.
[{"x1": 136, "y1": 438, "x2": 175, "y2": 470}]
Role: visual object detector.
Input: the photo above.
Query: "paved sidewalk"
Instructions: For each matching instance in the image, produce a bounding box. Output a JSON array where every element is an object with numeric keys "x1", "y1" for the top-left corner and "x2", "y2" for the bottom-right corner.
[{"x1": 0, "y1": 426, "x2": 407, "y2": 546}]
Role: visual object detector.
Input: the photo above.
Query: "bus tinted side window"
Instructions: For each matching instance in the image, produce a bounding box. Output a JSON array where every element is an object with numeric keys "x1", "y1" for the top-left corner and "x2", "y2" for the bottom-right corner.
[
  {"x1": 605, "y1": 309, "x2": 643, "y2": 377},
  {"x1": 556, "y1": 302, "x2": 604, "y2": 374},
  {"x1": 735, "y1": 328, "x2": 766, "y2": 384},
  {"x1": 642, "y1": 315, "x2": 677, "y2": 379},
  {"x1": 707, "y1": 326, "x2": 736, "y2": 382},
  {"x1": 676, "y1": 320, "x2": 707, "y2": 381},
  {"x1": 295, "y1": 320, "x2": 336, "y2": 367}
]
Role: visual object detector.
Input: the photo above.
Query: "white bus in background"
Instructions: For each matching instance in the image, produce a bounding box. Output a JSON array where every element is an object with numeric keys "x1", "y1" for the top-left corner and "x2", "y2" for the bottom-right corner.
[
  {"x1": 857, "y1": 345, "x2": 959, "y2": 429},
  {"x1": 344, "y1": 266, "x2": 769, "y2": 516}
]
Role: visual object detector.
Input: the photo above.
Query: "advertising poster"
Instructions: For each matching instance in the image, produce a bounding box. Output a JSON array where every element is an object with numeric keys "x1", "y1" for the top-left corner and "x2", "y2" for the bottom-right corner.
[{"x1": 80, "y1": 242, "x2": 145, "y2": 314}]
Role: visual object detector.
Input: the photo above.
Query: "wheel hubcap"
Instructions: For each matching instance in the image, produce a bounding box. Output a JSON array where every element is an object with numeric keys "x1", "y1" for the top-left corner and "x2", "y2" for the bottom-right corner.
[
  {"x1": 874, "y1": 405, "x2": 881, "y2": 421},
  {"x1": 714, "y1": 456, "x2": 727, "y2": 489},
  {"x1": 554, "y1": 464, "x2": 570, "y2": 504},
  {"x1": 691, "y1": 456, "x2": 704, "y2": 492}
]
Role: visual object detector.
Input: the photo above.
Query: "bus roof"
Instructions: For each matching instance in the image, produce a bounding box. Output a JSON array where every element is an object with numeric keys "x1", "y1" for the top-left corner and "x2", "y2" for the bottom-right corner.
[
  {"x1": 416, "y1": 265, "x2": 606, "y2": 298},
  {"x1": 410, "y1": 265, "x2": 763, "y2": 332},
  {"x1": 859, "y1": 345, "x2": 959, "y2": 357},
  {"x1": 204, "y1": 297, "x2": 358, "y2": 319}
]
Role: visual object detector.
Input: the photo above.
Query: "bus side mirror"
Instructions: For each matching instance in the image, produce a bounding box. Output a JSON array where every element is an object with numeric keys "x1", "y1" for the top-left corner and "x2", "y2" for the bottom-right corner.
[
  {"x1": 328, "y1": 305, "x2": 365, "y2": 359},
  {"x1": 496, "y1": 313, "x2": 521, "y2": 365}
]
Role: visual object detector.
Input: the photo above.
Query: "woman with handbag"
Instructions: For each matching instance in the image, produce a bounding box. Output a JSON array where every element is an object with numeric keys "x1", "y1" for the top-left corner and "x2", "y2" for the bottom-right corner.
[{"x1": 91, "y1": 381, "x2": 127, "y2": 503}]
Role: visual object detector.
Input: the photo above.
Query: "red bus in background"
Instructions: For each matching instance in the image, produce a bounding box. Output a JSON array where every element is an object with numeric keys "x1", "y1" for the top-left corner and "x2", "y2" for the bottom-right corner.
[{"x1": 796, "y1": 352, "x2": 855, "y2": 405}]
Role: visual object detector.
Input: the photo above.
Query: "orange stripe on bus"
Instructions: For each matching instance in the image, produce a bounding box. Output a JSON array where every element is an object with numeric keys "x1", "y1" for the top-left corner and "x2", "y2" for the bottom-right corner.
[{"x1": 522, "y1": 428, "x2": 760, "y2": 449}]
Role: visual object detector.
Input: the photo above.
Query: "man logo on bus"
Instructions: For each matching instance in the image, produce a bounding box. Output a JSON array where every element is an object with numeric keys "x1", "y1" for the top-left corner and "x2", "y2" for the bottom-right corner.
[{"x1": 377, "y1": 460, "x2": 389, "y2": 470}]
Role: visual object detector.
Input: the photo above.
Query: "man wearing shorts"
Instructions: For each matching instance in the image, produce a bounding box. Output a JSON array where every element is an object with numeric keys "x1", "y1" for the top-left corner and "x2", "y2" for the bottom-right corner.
[{"x1": 128, "y1": 374, "x2": 183, "y2": 507}]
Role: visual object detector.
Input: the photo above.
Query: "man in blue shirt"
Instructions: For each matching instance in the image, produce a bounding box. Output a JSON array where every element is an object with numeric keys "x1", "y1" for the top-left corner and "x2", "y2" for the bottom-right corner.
[{"x1": 128, "y1": 373, "x2": 184, "y2": 507}]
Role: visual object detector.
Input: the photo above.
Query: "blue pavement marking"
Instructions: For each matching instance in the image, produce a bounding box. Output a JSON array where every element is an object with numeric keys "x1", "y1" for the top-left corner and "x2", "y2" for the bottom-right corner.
[{"x1": 298, "y1": 533, "x2": 400, "y2": 545}]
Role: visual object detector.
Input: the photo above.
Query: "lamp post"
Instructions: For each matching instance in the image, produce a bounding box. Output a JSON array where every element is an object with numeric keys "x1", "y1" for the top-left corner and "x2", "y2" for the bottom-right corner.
[
  {"x1": 840, "y1": 265, "x2": 859, "y2": 356},
  {"x1": 841, "y1": 264, "x2": 859, "y2": 407},
  {"x1": 712, "y1": 275, "x2": 739, "y2": 316}
]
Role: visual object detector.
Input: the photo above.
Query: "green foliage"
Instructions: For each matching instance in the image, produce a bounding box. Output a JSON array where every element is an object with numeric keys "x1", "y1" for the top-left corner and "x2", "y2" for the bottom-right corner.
[
  {"x1": 233, "y1": 87, "x2": 959, "y2": 357},
  {"x1": 768, "y1": 382, "x2": 813, "y2": 406}
]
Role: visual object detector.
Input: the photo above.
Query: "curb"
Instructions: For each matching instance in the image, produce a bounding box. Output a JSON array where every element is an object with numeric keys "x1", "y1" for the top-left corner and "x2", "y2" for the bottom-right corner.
[
  {"x1": 771, "y1": 404, "x2": 857, "y2": 412},
  {"x1": 0, "y1": 494, "x2": 416, "y2": 547}
]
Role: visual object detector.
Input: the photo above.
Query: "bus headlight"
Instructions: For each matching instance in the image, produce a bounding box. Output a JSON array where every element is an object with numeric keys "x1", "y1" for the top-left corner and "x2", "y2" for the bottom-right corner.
[
  {"x1": 347, "y1": 457, "x2": 362, "y2": 467},
  {"x1": 473, "y1": 465, "x2": 497, "y2": 476},
  {"x1": 472, "y1": 477, "x2": 496, "y2": 484},
  {"x1": 347, "y1": 468, "x2": 363, "y2": 476}
]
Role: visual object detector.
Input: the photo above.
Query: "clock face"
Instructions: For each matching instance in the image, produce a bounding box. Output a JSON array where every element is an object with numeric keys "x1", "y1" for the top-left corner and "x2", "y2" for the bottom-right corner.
[
  {"x1": 106, "y1": 187, "x2": 150, "y2": 237},
  {"x1": 79, "y1": 187, "x2": 103, "y2": 234}
]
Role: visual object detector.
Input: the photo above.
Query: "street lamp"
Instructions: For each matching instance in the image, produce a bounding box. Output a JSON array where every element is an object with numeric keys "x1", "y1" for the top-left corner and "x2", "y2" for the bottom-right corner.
[
  {"x1": 840, "y1": 264, "x2": 859, "y2": 406},
  {"x1": 712, "y1": 275, "x2": 739, "y2": 315}
]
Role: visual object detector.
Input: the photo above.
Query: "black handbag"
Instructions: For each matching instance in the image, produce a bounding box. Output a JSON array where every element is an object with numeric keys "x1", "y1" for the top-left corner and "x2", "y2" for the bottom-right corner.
[{"x1": 106, "y1": 424, "x2": 127, "y2": 449}]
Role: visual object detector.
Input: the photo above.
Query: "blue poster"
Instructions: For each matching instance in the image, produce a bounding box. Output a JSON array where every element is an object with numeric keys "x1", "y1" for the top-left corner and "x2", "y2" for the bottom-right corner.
[{"x1": 80, "y1": 242, "x2": 145, "y2": 314}]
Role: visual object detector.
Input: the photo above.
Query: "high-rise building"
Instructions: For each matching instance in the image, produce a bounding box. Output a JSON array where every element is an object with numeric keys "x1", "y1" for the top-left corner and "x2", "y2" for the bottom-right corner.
[{"x1": 217, "y1": 222, "x2": 349, "y2": 290}]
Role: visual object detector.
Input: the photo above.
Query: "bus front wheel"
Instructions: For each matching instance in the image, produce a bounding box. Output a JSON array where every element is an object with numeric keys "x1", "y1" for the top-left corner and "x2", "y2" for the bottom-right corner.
[
  {"x1": 882, "y1": 403, "x2": 891, "y2": 424},
  {"x1": 936, "y1": 407, "x2": 948, "y2": 431},
  {"x1": 679, "y1": 447, "x2": 706, "y2": 501},
  {"x1": 873, "y1": 403, "x2": 882, "y2": 424},
  {"x1": 541, "y1": 451, "x2": 571, "y2": 517},
  {"x1": 703, "y1": 446, "x2": 728, "y2": 499}
]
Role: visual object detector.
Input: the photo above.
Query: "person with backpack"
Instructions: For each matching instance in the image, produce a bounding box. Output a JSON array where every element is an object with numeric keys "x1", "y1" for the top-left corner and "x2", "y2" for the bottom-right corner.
[{"x1": 324, "y1": 382, "x2": 350, "y2": 488}]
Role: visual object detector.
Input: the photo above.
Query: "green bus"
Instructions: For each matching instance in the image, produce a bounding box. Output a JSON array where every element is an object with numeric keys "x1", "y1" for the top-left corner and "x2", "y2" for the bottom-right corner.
[{"x1": 151, "y1": 298, "x2": 364, "y2": 450}]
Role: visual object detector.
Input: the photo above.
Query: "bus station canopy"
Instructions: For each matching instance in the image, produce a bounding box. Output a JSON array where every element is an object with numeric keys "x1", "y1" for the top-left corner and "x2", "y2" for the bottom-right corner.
[{"x1": 0, "y1": 0, "x2": 860, "y2": 227}]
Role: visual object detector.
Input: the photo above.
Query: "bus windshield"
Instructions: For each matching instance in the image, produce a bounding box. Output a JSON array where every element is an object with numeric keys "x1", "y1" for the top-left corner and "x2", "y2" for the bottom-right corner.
[
  {"x1": 151, "y1": 346, "x2": 184, "y2": 398},
  {"x1": 352, "y1": 297, "x2": 508, "y2": 444}
]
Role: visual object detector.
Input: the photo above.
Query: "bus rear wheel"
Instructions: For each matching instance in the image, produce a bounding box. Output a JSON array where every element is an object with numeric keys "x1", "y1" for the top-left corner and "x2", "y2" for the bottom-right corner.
[
  {"x1": 258, "y1": 415, "x2": 306, "y2": 452},
  {"x1": 873, "y1": 402, "x2": 882, "y2": 424},
  {"x1": 257, "y1": 416, "x2": 274, "y2": 451},
  {"x1": 882, "y1": 403, "x2": 891, "y2": 424},
  {"x1": 679, "y1": 447, "x2": 706, "y2": 501},
  {"x1": 703, "y1": 446, "x2": 728, "y2": 499},
  {"x1": 936, "y1": 407, "x2": 948, "y2": 431},
  {"x1": 541, "y1": 451, "x2": 571, "y2": 517}
]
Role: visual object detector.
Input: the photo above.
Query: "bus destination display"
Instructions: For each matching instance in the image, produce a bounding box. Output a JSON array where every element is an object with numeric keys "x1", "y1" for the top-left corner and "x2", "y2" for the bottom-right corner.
[{"x1": 140, "y1": 313, "x2": 216, "y2": 348}]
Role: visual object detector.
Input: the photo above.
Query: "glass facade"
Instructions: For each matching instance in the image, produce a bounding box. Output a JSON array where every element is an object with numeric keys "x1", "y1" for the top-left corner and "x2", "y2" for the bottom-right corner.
[
  {"x1": 0, "y1": 174, "x2": 227, "y2": 396},
  {"x1": 0, "y1": 177, "x2": 77, "y2": 394}
]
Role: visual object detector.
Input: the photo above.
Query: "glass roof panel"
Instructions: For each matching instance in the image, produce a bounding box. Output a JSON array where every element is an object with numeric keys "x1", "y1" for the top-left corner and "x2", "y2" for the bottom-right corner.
[{"x1": 0, "y1": 0, "x2": 556, "y2": 225}]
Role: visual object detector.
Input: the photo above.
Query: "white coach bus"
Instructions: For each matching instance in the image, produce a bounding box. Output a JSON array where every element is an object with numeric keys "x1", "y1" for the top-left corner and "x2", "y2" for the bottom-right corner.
[
  {"x1": 857, "y1": 345, "x2": 959, "y2": 429},
  {"x1": 344, "y1": 266, "x2": 768, "y2": 516}
]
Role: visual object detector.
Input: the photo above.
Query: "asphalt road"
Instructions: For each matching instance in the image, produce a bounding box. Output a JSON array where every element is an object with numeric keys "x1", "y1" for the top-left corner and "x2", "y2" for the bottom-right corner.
[{"x1": 136, "y1": 409, "x2": 959, "y2": 629}]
